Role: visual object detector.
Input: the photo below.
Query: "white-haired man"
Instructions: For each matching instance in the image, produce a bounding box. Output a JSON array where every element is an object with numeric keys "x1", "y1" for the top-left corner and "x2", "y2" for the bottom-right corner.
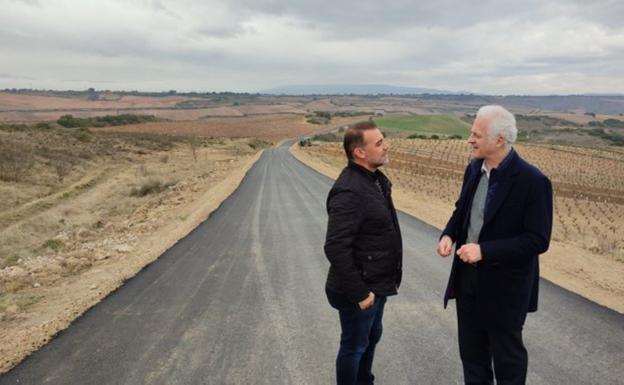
[{"x1": 437, "y1": 105, "x2": 553, "y2": 384}]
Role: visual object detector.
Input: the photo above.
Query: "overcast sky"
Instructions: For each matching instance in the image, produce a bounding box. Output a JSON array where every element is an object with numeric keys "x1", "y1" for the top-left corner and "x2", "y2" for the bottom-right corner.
[{"x1": 1, "y1": 0, "x2": 623, "y2": 94}]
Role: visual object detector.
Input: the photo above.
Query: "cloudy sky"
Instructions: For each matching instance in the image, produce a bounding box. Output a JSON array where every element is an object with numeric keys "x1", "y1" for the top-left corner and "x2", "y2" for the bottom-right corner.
[{"x1": 1, "y1": 0, "x2": 623, "y2": 94}]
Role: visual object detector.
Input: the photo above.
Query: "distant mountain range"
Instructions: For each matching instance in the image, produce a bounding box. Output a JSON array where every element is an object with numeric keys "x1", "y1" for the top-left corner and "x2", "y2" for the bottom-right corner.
[
  {"x1": 261, "y1": 84, "x2": 464, "y2": 95},
  {"x1": 3, "y1": 87, "x2": 623, "y2": 114},
  {"x1": 258, "y1": 86, "x2": 624, "y2": 114}
]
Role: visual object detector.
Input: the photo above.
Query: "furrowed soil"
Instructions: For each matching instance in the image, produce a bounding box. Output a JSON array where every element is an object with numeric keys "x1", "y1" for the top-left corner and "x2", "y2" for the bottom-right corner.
[{"x1": 291, "y1": 140, "x2": 624, "y2": 314}]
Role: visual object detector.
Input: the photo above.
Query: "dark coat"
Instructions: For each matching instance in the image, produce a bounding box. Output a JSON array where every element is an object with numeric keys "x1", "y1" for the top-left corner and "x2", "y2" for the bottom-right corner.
[
  {"x1": 324, "y1": 161, "x2": 403, "y2": 303},
  {"x1": 442, "y1": 150, "x2": 553, "y2": 330}
]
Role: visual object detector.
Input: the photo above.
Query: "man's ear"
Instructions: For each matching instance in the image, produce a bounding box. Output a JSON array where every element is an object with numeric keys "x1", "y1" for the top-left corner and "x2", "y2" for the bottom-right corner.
[
  {"x1": 496, "y1": 135, "x2": 506, "y2": 148},
  {"x1": 353, "y1": 147, "x2": 365, "y2": 159}
]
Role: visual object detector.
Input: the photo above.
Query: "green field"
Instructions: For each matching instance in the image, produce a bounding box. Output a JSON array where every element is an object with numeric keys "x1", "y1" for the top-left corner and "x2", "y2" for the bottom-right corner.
[{"x1": 375, "y1": 114, "x2": 471, "y2": 138}]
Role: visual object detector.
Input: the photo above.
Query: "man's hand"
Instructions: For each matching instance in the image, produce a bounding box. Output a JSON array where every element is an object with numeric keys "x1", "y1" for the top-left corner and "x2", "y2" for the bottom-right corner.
[
  {"x1": 456, "y1": 243, "x2": 482, "y2": 263},
  {"x1": 437, "y1": 235, "x2": 453, "y2": 257},
  {"x1": 358, "y1": 292, "x2": 375, "y2": 310}
]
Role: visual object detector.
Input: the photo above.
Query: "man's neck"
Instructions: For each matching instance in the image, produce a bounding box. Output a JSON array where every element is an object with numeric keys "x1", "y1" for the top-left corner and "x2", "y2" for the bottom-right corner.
[{"x1": 353, "y1": 159, "x2": 377, "y2": 173}]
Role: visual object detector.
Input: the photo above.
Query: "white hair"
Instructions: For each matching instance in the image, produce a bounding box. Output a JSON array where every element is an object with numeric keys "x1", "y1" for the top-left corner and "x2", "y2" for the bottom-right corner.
[{"x1": 476, "y1": 105, "x2": 517, "y2": 147}]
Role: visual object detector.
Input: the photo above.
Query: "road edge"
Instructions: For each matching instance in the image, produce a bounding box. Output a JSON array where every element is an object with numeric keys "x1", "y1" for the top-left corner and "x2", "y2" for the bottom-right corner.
[{"x1": 0, "y1": 149, "x2": 265, "y2": 375}]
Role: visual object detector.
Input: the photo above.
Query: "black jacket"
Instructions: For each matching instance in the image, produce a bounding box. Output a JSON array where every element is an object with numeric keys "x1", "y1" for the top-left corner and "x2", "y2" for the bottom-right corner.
[
  {"x1": 324, "y1": 161, "x2": 403, "y2": 303},
  {"x1": 442, "y1": 150, "x2": 553, "y2": 330}
]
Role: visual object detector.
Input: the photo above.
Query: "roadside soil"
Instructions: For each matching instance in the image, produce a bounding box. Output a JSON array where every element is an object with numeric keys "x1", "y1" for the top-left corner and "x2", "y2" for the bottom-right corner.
[
  {"x1": 0, "y1": 135, "x2": 264, "y2": 373},
  {"x1": 291, "y1": 144, "x2": 624, "y2": 314}
]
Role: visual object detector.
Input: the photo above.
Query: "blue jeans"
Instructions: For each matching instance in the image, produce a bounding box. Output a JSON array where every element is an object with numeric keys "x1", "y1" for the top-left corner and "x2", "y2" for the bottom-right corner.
[{"x1": 326, "y1": 288, "x2": 387, "y2": 385}]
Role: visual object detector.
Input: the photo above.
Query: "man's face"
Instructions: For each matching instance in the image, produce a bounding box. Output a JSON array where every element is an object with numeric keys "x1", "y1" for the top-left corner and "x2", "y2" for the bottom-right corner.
[
  {"x1": 467, "y1": 117, "x2": 499, "y2": 160},
  {"x1": 358, "y1": 128, "x2": 389, "y2": 169}
]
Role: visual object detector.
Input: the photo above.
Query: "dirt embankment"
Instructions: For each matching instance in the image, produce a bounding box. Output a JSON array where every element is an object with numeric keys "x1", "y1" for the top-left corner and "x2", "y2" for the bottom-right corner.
[
  {"x1": 0, "y1": 127, "x2": 266, "y2": 373},
  {"x1": 290, "y1": 144, "x2": 624, "y2": 314}
]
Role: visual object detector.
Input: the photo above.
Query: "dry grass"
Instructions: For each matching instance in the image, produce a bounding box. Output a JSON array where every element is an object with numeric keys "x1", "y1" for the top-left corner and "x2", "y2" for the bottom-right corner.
[
  {"x1": 0, "y1": 126, "x2": 266, "y2": 276},
  {"x1": 93, "y1": 114, "x2": 325, "y2": 141},
  {"x1": 0, "y1": 141, "x2": 35, "y2": 182},
  {"x1": 0, "y1": 122, "x2": 270, "y2": 373}
]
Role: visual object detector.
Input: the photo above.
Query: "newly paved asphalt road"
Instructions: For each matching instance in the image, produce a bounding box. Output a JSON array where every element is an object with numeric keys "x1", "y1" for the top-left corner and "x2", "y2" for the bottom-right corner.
[{"x1": 2, "y1": 142, "x2": 623, "y2": 384}]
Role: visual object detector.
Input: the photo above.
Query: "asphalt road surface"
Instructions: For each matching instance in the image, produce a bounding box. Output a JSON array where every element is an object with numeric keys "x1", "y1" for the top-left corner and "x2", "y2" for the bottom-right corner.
[{"x1": 2, "y1": 142, "x2": 623, "y2": 385}]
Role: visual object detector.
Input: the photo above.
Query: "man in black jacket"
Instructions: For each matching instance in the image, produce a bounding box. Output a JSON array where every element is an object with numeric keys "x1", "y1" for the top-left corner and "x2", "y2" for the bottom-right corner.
[{"x1": 324, "y1": 120, "x2": 402, "y2": 385}]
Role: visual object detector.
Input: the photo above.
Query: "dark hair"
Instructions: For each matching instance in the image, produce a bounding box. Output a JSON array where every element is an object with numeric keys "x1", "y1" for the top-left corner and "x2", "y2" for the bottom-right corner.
[{"x1": 343, "y1": 120, "x2": 378, "y2": 160}]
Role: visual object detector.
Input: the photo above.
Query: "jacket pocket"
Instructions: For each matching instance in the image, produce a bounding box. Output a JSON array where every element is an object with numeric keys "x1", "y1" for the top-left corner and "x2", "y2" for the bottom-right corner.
[{"x1": 354, "y1": 250, "x2": 393, "y2": 282}]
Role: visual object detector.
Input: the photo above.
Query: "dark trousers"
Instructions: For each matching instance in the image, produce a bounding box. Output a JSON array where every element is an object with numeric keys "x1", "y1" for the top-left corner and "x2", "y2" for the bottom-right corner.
[
  {"x1": 456, "y1": 266, "x2": 528, "y2": 385},
  {"x1": 326, "y1": 288, "x2": 387, "y2": 385}
]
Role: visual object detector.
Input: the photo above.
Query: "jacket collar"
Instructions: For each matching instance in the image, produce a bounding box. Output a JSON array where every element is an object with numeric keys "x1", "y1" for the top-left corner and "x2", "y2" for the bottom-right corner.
[
  {"x1": 348, "y1": 160, "x2": 383, "y2": 180},
  {"x1": 483, "y1": 149, "x2": 522, "y2": 224},
  {"x1": 489, "y1": 148, "x2": 516, "y2": 179},
  {"x1": 470, "y1": 148, "x2": 520, "y2": 179}
]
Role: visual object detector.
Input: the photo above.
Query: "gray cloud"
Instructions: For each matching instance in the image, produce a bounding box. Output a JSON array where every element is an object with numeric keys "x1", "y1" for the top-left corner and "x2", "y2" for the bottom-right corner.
[
  {"x1": 231, "y1": 0, "x2": 624, "y2": 35},
  {"x1": 0, "y1": 73, "x2": 35, "y2": 80},
  {"x1": 0, "y1": 0, "x2": 622, "y2": 93}
]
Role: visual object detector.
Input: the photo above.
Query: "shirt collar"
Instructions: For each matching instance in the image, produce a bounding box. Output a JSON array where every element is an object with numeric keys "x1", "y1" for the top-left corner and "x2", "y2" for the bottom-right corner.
[{"x1": 480, "y1": 160, "x2": 489, "y2": 178}]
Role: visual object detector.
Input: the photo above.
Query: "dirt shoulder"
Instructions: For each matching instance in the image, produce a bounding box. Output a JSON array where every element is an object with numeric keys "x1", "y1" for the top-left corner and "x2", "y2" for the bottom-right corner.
[
  {"x1": 0, "y1": 136, "x2": 264, "y2": 373},
  {"x1": 290, "y1": 144, "x2": 624, "y2": 314}
]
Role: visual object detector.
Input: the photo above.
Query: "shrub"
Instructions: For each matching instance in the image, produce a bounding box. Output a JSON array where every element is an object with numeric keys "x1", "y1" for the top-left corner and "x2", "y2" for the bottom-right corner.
[
  {"x1": 57, "y1": 114, "x2": 85, "y2": 128},
  {"x1": 0, "y1": 123, "x2": 29, "y2": 132},
  {"x1": 130, "y1": 180, "x2": 176, "y2": 197},
  {"x1": 72, "y1": 127, "x2": 92, "y2": 142},
  {"x1": 306, "y1": 111, "x2": 332, "y2": 125},
  {"x1": 248, "y1": 138, "x2": 269, "y2": 150},
  {"x1": 58, "y1": 114, "x2": 158, "y2": 128},
  {"x1": 95, "y1": 114, "x2": 157, "y2": 126},
  {"x1": 51, "y1": 157, "x2": 73, "y2": 182},
  {"x1": 1, "y1": 254, "x2": 20, "y2": 269},
  {"x1": 35, "y1": 122, "x2": 52, "y2": 129},
  {"x1": 312, "y1": 132, "x2": 341, "y2": 142},
  {"x1": 587, "y1": 128, "x2": 624, "y2": 146},
  {"x1": 43, "y1": 239, "x2": 64, "y2": 252},
  {"x1": 0, "y1": 141, "x2": 34, "y2": 182},
  {"x1": 313, "y1": 111, "x2": 332, "y2": 120},
  {"x1": 110, "y1": 132, "x2": 179, "y2": 151},
  {"x1": 306, "y1": 116, "x2": 329, "y2": 125},
  {"x1": 188, "y1": 139, "x2": 199, "y2": 162},
  {"x1": 603, "y1": 119, "x2": 624, "y2": 128},
  {"x1": 333, "y1": 111, "x2": 373, "y2": 117}
]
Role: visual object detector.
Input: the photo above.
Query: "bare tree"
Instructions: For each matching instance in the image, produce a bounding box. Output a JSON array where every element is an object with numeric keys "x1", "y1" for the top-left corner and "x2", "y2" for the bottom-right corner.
[
  {"x1": 51, "y1": 157, "x2": 72, "y2": 183},
  {"x1": 189, "y1": 137, "x2": 199, "y2": 163}
]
